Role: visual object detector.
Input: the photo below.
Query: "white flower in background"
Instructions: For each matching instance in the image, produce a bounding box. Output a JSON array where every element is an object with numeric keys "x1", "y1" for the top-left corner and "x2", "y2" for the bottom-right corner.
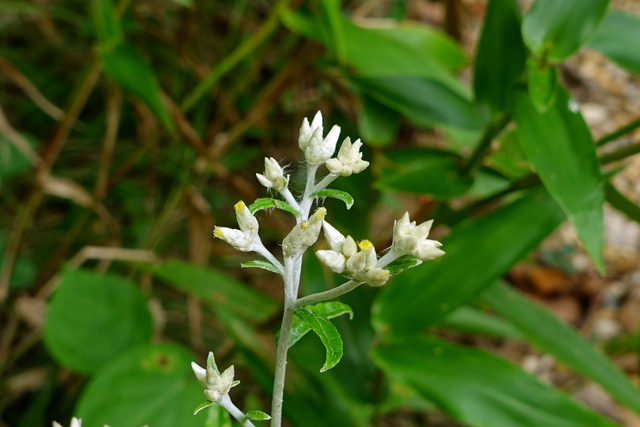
[
  {"x1": 392, "y1": 212, "x2": 445, "y2": 261},
  {"x1": 282, "y1": 208, "x2": 326, "y2": 256},
  {"x1": 53, "y1": 418, "x2": 121, "y2": 427},
  {"x1": 325, "y1": 137, "x2": 369, "y2": 176},
  {"x1": 256, "y1": 157, "x2": 289, "y2": 191},
  {"x1": 298, "y1": 111, "x2": 341, "y2": 165},
  {"x1": 192, "y1": 352, "x2": 239, "y2": 403},
  {"x1": 213, "y1": 201, "x2": 259, "y2": 252}
]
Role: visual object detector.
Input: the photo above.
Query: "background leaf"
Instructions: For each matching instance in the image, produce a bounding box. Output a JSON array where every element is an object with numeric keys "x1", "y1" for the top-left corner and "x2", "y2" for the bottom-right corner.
[
  {"x1": 293, "y1": 308, "x2": 344, "y2": 372},
  {"x1": 44, "y1": 268, "x2": 153, "y2": 374},
  {"x1": 373, "y1": 189, "x2": 566, "y2": 337},
  {"x1": 510, "y1": 87, "x2": 604, "y2": 272},
  {"x1": 480, "y1": 281, "x2": 640, "y2": 415},
  {"x1": 522, "y1": 0, "x2": 610, "y2": 62},
  {"x1": 373, "y1": 336, "x2": 619, "y2": 427},
  {"x1": 588, "y1": 10, "x2": 640, "y2": 75},
  {"x1": 288, "y1": 302, "x2": 353, "y2": 348}
]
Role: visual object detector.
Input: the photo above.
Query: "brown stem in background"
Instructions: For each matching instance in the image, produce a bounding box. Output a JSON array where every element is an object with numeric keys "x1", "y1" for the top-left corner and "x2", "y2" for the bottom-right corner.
[
  {"x1": 95, "y1": 86, "x2": 122, "y2": 200},
  {"x1": 443, "y1": 0, "x2": 462, "y2": 41}
]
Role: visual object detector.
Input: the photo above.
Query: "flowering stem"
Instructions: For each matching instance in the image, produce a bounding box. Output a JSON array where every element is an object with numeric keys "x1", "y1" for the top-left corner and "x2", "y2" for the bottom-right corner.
[
  {"x1": 299, "y1": 164, "x2": 319, "y2": 220},
  {"x1": 311, "y1": 173, "x2": 338, "y2": 194},
  {"x1": 292, "y1": 279, "x2": 361, "y2": 309},
  {"x1": 254, "y1": 241, "x2": 284, "y2": 274},
  {"x1": 270, "y1": 302, "x2": 294, "y2": 427},
  {"x1": 217, "y1": 394, "x2": 256, "y2": 427},
  {"x1": 280, "y1": 187, "x2": 302, "y2": 216}
]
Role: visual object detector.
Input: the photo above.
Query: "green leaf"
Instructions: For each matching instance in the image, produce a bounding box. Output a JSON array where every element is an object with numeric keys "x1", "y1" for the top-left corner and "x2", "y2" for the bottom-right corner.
[
  {"x1": 480, "y1": 281, "x2": 640, "y2": 415},
  {"x1": 43, "y1": 268, "x2": 153, "y2": 374},
  {"x1": 151, "y1": 260, "x2": 279, "y2": 323},
  {"x1": 473, "y1": 0, "x2": 527, "y2": 112},
  {"x1": 311, "y1": 189, "x2": 354, "y2": 210},
  {"x1": 293, "y1": 308, "x2": 344, "y2": 372},
  {"x1": 91, "y1": 0, "x2": 122, "y2": 47},
  {"x1": 373, "y1": 189, "x2": 566, "y2": 336},
  {"x1": 248, "y1": 197, "x2": 301, "y2": 216},
  {"x1": 605, "y1": 182, "x2": 640, "y2": 225},
  {"x1": 589, "y1": 10, "x2": 640, "y2": 75},
  {"x1": 193, "y1": 401, "x2": 215, "y2": 416},
  {"x1": 510, "y1": 87, "x2": 604, "y2": 272},
  {"x1": 527, "y1": 59, "x2": 558, "y2": 112},
  {"x1": 522, "y1": 0, "x2": 610, "y2": 62},
  {"x1": 376, "y1": 148, "x2": 474, "y2": 198},
  {"x1": 318, "y1": 0, "x2": 346, "y2": 63},
  {"x1": 384, "y1": 255, "x2": 422, "y2": 276},
  {"x1": 438, "y1": 305, "x2": 522, "y2": 339},
  {"x1": 373, "y1": 336, "x2": 619, "y2": 427},
  {"x1": 357, "y1": 94, "x2": 401, "y2": 146},
  {"x1": 241, "y1": 260, "x2": 282, "y2": 274},
  {"x1": 352, "y1": 76, "x2": 483, "y2": 131},
  {"x1": 244, "y1": 410, "x2": 271, "y2": 421},
  {"x1": 76, "y1": 343, "x2": 204, "y2": 427},
  {"x1": 288, "y1": 302, "x2": 353, "y2": 348},
  {"x1": 98, "y1": 43, "x2": 174, "y2": 132}
]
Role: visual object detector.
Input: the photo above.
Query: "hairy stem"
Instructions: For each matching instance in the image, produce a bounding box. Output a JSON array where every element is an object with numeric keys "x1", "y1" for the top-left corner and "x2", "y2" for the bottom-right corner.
[
  {"x1": 270, "y1": 301, "x2": 294, "y2": 427},
  {"x1": 218, "y1": 394, "x2": 256, "y2": 427}
]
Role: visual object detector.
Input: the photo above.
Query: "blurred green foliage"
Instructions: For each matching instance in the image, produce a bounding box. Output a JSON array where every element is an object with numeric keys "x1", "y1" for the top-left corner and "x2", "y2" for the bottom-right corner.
[{"x1": 2, "y1": 0, "x2": 640, "y2": 426}]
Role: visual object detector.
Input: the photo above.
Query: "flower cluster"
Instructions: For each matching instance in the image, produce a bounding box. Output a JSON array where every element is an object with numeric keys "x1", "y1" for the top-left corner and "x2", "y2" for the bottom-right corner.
[
  {"x1": 256, "y1": 157, "x2": 288, "y2": 191},
  {"x1": 392, "y1": 212, "x2": 445, "y2": 261},
  {"x1": 316, "y1": 222, "x2": 389, "y2": 287},
  {"x1": 282, "y1": 207, "x2": 326, "y2": 257},
  {"x1": 213, "y1": 201, "x2": 259, "y2": 252},
  {"x1": 325, "y1": 137, "x2": 369, "y2": 176},
  {"x1": 192, "y1": 352, "x2": 239, "y2": 403}
]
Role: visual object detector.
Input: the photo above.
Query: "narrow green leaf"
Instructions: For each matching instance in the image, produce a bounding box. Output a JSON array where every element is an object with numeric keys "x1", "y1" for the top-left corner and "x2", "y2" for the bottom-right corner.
[
  {"x1": 480, "y1": 281, "x2": 640, "y2": 415},
  {"x1": 98, "y1": 43, "x2": 173, "y2": 132},
  {"x1": 373, "y1": 189, "x2": 566, "y2": 336},
  {"x1": 193, "y1": 402, "x2": 215, "y2": 416},
  {"x1": 293, "y1": 308, "x2": 344, "y2": 372},
  {"x1": 151, "y1": 260, "x2": 279, "y2": 323},
  {"x1": 510, "y1": 87, "x2": 604, "y2": 272},
  {"x1": 384, "y1": 255, "x2": 422, "y2": 276},
  {"x1": 438, "y1": 305, "x2": 522, "y2": 339},
  {"x1": 376, "y1": 148, "x2": 473, "y2": 198},
  {"x1": 589, "y1": 10, "x2": 640, "y2": 75},
  {"x1": 527, "y1": 59, "x2": 558, "y2": 112},
  {"x1": 288, "y1": 302, "x2": 353, "y2": 348},
  {"x1": 373, "y1": 336, "x2": 619, "y2": 427},
  {"x1": 43, "y1": 268, "x2": 153, "y2": 374},
  {"x1": 605, "y1": 182, "x2": 640, "y2": 225},
  {"x1": 473, "y1": 0, "x2": 527, "y2": 112},
  {"x1": 76, "y1": 343, "x2": 204, "y2": 427},
  {"x1": 319, "y1": 0, "x2": 346, "y2": 63},
  {"x1": 91, "y1": 0, "x2": 122, "y2": 47},
  {"x1": 522, "y1": 0, "x2": 610, "y2": 62},
  {"x1": 244, "y1": 410, "x2": 271, "y2": 421},
  {"x1": 241, "y1": 260, "x2": 282, "y2": 274},
  {"x1": 248, "y1": 197, "x2": 301, "y2": 216},
  {"x1": 311, "y1": 189, "x2": 354, "y2": 210},
  {"x1": 352, "y1": 76, "x2": 483, "y2": 131},
  {"x1": 358, "y1": 94, "x2": 401, "y2": 146}
]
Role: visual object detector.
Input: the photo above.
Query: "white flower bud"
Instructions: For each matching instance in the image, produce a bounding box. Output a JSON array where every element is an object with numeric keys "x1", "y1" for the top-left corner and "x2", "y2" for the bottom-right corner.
[
  {"x1": 53, "y1": 419, "x2": 83, "y2": 427},
  {"x1": 322, "y1": 221, "x2": 346, "y2": 252},
  {"x1": 193, "y1": 355, "x2": 238, "y2": 404},
  {"x1": 213, "y1": 226, "x2": 254, "y2": 252},
  {"x1": 346, "y1": 251, "x2": 367, "y2": 274},
  {"x1": 366, "y1": 267, "x2": 390, "y2": 287},
  {"x1": 325, "y1": 137, "x2": 369, "y2": 176},
  {"x1": 256, "y1": 157, "x2": 289, "y2": 191},
  {"x1": 191, "y1": 361, "x2": 207, "y2": 388},
  {"x1": 234, "y1": 201, "x2": 258, "y2": 234},
  {"x1": 316, "y1": 250, "x2": 346, "y2": 273},
  {"x1": 299, "y1": 111, "x2": 323, "y2": 150},
  {"x1": 305, "y1": 125, "x2": 341, "y2": 165},
  {"x1": 392, "y1": 212, "x2": 444, "y2": 261},
  {"x1": 413, "y1": 240, "x2": 445, "y2": 261},
  {"x1": 282, "y1": 208, "x2": 327, "y2": 256},
  {"x1": 342, "y1": 236, "x2": 358, "y2": 257}
]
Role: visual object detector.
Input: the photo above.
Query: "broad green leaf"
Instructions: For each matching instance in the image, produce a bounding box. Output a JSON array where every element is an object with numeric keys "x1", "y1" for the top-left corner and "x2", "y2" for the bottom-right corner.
[
  {"x1": 527, "y1": 59, "x2": 558, "y2": 112},
  {"x1": 372, "y1": 189, "x2": 565, "y2": 336},
  {"x1": 244, "y1": 410, "x2": 271, "y2": 421},
  {"x1": 510, "y1": 87, "x2": 604, "y2": 272},
  {"x1": 98, "y1": 43, "x2": 173, "y2": 131},
  {"x1": 76, "y1": 343, "x2": 203, "y2": 427},
  {"x1": 373, "y1": 336, "x2": 619, "y2": 427},
  {"x1": 605, "y1": 182, "x2": 640, "y2": 225},
  {"x1": 352, "y1": 76, "x2": 483, "y2": 131},
  {"x1": 311, "y1": 189, "x2": 354, "y2": 210},
  {"x1": 376, "y1": 148, "x2": 474, "y2": 198},
  {"x1": 152, "y1": 260, "x2": 279, "y2": 323},
  {"x1": 91, "y1": 0, "x2": 122, "y2": 47},
  {"x1": 480, "y1": 281, "x2": 640, "y2": 415},
  {"x1": 384, "y1": 255, "x2": 422, "y2": 276},
  {"x1": 249, "y1": 197, "x2": 301, "y2": 216},
  {"x1": 44, "y1": 268, "x2": 153, "y2": 374},
  {"x1": 439, "y1": 305, "x2": 522, "y2": 339},
  {"x1": 522, "y1": 0, "x2": 610, "y2": 62},
  {"x1": 293, "y1": 308, "x2": 344, "y2": 372},
  {"x1": 241, "y1": 260, "x2": 282, "y2": 274},
  {"x1": 357, "y1": 94, "x2": 401, "y2": 146},
  {"x1": 473, "y1": 0, "x2": 527, "y2": 112},
  {"x1": 288, "y1": 302, "x2": 353, "y2": 348},
  {"x1": 589, "y1": 10, "x2": 640, "y2": 75}
]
